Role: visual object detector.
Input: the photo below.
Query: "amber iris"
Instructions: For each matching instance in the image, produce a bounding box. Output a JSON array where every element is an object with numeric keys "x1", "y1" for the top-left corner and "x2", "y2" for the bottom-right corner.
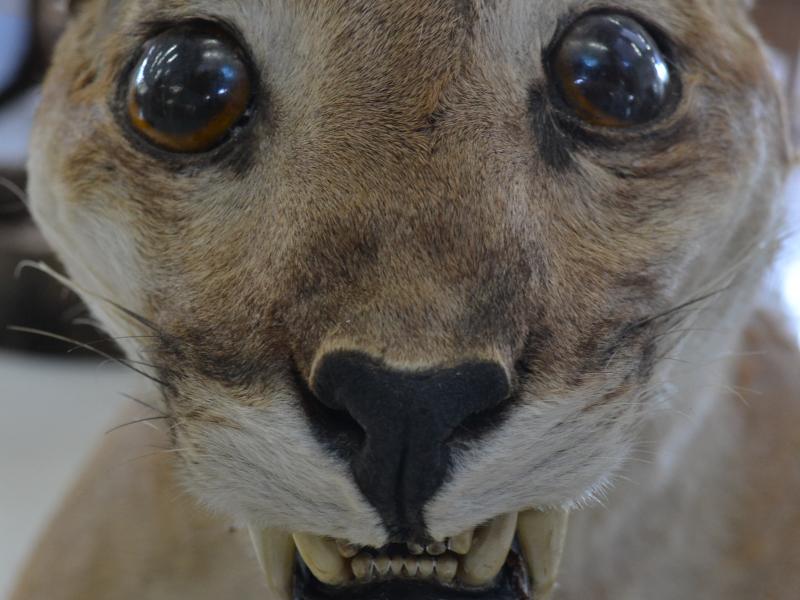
[
  {"x1": 127, "y1": 24, "x2": 252, "y2": 153},
  {"x1": 551, "y1": 14, "x2": 672, "y2": 128}
]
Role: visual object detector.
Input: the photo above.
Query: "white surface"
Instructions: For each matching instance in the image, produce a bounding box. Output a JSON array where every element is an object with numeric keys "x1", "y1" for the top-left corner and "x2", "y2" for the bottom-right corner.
[{"x1": 0, "y1": 351, "x2": 138, "y2": 599}]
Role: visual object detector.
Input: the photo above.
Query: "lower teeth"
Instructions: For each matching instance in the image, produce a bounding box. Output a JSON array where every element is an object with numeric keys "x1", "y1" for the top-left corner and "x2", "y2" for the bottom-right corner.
[{"x1": 350, "y1": 553, "x2": 459, "y2": 583}]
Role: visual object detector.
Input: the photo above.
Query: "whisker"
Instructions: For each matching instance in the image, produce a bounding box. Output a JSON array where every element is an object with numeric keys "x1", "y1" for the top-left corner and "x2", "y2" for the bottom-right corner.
[
  {"x1": 70, "y1": 319, "x2": 160, "y2": 345},
  {"x1": 70, "y1": 317, "x2": 107, "y2": 330},
  {"x1": 651, "y1": 326, "x2": 732, "y2": 341},
  {"x1": 7, "y1": 325, "x2": 170, "y2": 388},
  {"x1": 119, "y1": 392, "x2": 168, "y2": 416},
  {"x1": 62, "y1": 337, "x2": 162, "y2": 370},
  {"x1": 15, "y1": 261, "x2": 168, "y2": 338},
  {"x1": 633, "y1": 285, "x2": 733, "y2": 330},
  {"x1": 106, "y1": 415, "x2": 170, "y2": 434},
  {"x1": 65, "y1": 336, "x2": 159, "y2": 355},
  {"x1": 118, "y1": 449, "x2": 185, "y2": 467},
  {"x1": 0, "y1": 176, "x2": 28, "y2": 212}
]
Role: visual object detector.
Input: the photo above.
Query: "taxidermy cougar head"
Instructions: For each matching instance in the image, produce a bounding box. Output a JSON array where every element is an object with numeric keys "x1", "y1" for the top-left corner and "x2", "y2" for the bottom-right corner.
[{"x1": 26, "y1": 0, "x2": 792, "y2": 598}]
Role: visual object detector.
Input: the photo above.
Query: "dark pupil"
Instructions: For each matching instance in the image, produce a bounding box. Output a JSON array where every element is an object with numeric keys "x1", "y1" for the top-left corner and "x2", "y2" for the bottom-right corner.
[
  {"x1": 130, "y1": 26, "x2": 247, "y2": 137},
  {"x1": 553, "y1": 14, "x2": 671, "y2": 126}
]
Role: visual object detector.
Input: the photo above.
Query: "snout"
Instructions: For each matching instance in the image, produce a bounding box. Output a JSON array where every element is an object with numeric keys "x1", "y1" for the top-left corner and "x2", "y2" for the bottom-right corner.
[{"x1": 306, "y1": 351, "x2": 511, "y2": 541}]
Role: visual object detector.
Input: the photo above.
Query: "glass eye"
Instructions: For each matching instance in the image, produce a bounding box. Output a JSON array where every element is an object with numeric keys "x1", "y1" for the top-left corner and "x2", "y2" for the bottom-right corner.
[
  {"x1": 550, "y1": 13, "x2": 673, "y2": 128},
  {"x1": 126, "y1": 23, "x2": 253, "y2": 153}
]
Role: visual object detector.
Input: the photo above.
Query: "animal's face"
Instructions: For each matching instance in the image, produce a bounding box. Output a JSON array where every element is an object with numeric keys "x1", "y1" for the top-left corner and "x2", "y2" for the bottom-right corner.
[{"x1": 29, "y1": 0, "x2": 790, "y2": 598}]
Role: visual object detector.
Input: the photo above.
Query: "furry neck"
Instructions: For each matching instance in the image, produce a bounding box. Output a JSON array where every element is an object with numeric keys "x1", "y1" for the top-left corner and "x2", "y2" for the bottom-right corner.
[{"x1": 559, "y1": 295, "x2": 757, "y2": 599}]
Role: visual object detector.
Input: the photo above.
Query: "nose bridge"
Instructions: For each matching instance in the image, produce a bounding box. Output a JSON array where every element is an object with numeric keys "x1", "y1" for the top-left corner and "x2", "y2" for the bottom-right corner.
[{"x1": 311, "y1": 351, "x2": 510, "y2": 541}]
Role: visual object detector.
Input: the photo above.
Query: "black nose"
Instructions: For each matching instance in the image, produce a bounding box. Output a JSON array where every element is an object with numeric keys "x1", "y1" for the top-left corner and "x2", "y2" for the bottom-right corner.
[{"x1": 309, "y1": 351, "x2": 511, "y2": 541}]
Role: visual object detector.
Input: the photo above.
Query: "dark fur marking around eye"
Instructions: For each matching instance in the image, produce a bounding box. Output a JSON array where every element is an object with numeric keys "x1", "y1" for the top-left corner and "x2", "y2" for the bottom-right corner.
[
  {"x1": 529, "y1": 88, "x2": 576, "y2": 171},
  {"x1": 556, "y1": 110, "x2": 692, "y2": 155},
  {"x1": 115, "y1": 93, "x2": 264, "y2": 178}
]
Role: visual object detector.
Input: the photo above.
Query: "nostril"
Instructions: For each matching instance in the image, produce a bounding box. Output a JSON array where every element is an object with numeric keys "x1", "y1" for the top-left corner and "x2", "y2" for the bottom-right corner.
[{"x1": 292, "y1": 366, "x2": 366, "y2": 455}]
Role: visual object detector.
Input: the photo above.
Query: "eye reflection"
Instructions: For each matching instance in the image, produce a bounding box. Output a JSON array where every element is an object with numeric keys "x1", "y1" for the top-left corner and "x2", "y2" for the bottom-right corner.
[
  {"x1": 126, "y1": 23, "x2": 252, "y2": 153},
  {"x1": 550, "y1": 13, "x2": 673, "y2": 127}
]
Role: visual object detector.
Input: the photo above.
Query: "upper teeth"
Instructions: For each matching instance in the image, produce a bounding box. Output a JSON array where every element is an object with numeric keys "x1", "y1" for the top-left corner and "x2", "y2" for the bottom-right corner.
[
  {"x1": 458, "y1": 512, "x2": 518, "y2": 587},
  {"x1": 518, "y1": 509, "x2": 570, "y2": 600},
  {"x1": 248, "y1": 508, "x2": 569, "y2": 600},
  {"x1": 248, "y1": 528, "x2": 295, "y2": 600}
]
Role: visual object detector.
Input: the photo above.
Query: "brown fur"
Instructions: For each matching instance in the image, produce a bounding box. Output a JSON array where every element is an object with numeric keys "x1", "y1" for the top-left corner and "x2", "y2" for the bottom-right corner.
[{"x1": 11, "y1": 0, "x2": 798, "y2": 598}]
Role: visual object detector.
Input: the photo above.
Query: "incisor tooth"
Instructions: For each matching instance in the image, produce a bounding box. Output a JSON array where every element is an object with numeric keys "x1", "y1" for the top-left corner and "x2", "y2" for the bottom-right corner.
[
  {"x1": 293, "y1": 533, "x2": 352, "y2": 586},
  {"x1": 448, "y1": 529, "x2": 474, "y2": 555},
  {"x1": 351, "y1": 555, "x2": 371, "y2": 580},
  {"x1": 418, "y1": 558, "x2": 435, "y2": 578},
  {"x1": 518, "y1": 509, "x2": 570, "y2": 600},
  {"x1": 402, "y1": 557, "x2": 419, "y2": 577},
  {"x1": 390, "y1": 556, "x2": 405, "y2": 576},
  {"x1": 436, "y1": 555, "x2": 458, "y2": 583},
  {"x1": 248, "y1": 528, "x2": 295, "y2": 600},
  {"x1": 374, "y1": 556, "x2": 392, "y2": 577},
  {"x1": 427, "y1": 541, "x2": 447, "y2": 556},
  {"x1": 459, "y1": 512, "x2": 518, "y2": 587}
]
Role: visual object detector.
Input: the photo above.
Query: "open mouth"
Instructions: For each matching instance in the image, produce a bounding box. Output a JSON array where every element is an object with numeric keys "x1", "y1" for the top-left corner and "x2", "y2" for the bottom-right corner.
[{"x1": 249, "y1": 509, "x2": 569, "y2": 600}]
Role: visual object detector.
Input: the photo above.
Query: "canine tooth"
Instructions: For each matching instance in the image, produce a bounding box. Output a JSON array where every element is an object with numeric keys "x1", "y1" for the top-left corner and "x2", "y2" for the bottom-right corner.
[
  {"x1": 426, "y1": 541, "x2": 447, "y2": 556},
  {"x1": 459, "y1": 512, "x2": 518, "y2": 587},
  {"x1": 518, "y1": 509, "x2": 570, "y2": 600},
  {"x1": 407, "y1": 542, "x2": 425, "y2": 555},
  {"x1": 336, "y1": 540, "x2": 360, "y2": 558},
  {"x1": 436, "y1": 555, "x2": 458, "y2": 583},
  {"x1": 351, "y1": 555, "x2": 372, "y2": 580},
  {"x1": 448, "y1": 529, "x2": 474, "y2": 555},
  {"x1": 418, "y1": 558, "x2": 436, "y2": 578},
  {"x1": 248, "y1": 528, "x2": 295, "y2": 600},
  {"x1": 374, "y1": 555, "x2": 392, "y2": 577},
  {"x1": 293, "y1": 533, "x2": 352, "y2": 586}
]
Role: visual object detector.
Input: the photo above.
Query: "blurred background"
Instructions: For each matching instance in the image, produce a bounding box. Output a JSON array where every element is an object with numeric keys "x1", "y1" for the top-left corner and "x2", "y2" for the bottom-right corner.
[{"x1": 0, "y1": 1, "x2": 797, "y2": 598}]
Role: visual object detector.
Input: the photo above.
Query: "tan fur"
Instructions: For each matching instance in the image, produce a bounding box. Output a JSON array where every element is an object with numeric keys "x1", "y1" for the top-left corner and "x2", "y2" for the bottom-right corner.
[
  {"x1": 11, "y1": 0, "x2": 798, "y2": 598},
  {"x1": 11, "y1": 318, "x2": 800, "y2": 599}
]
